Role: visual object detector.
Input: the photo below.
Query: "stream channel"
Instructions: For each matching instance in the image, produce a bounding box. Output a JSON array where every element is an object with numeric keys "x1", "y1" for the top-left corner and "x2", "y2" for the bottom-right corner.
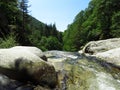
[{"x1": 44, "y1": 50, "x2": 120, "y2": 90}]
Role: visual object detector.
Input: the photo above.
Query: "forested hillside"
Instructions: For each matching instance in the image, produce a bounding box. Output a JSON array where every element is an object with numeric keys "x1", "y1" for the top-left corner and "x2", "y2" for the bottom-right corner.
[
  {"x1": 0, "y1": 0, "x2": 62, "y2": 50},
  {"x1": 0, "y1": 0, "x2": 120, "y2": 51},
  {"x1": 63, "y1": 0, "x2": 120, "y2": 51}
]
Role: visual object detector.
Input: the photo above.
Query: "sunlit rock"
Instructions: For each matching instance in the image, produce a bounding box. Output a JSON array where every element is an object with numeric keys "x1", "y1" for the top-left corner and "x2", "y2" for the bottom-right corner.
[
  {"x1": 11, "y1": 46, "x2": 47, "y2": 61},
  {"x1": 95, "y1": 48, "x2": 120, "y2": 67},
  {"x1": 82, "y1": 38, "x2": 120, "y2": 54},
  {"x1": 80, "y1": 38, "x2": 120, "y2": 67},
  {"x1": 0, "y1": 48, "x2": 57, "y2": 88}
]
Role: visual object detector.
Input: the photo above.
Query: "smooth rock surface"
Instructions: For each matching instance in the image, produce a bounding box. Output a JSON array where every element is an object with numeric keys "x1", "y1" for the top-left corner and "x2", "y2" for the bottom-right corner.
[
  {"x1": 0, "y1": 48, "x2": 57, "y2": 88},
  {"x1": 95, "y1": 48, "x2": 120, "y2": 67},
  {"x1": 80, "y1": 38, "x2": 120, "y2": 67},
  {"x1": 11, "y1": 46, "x2": 47, "y2": 61},
  {"x1": 82, "y1": 38, "x2": 120, "y2": 54},
  {"x1": 0, "y1": 74, "x2": 33, "y2": 90}
]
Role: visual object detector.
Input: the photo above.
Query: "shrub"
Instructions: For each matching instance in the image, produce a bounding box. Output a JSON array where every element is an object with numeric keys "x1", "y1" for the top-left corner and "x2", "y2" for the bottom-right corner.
[{"x1": 0, "y1": 33, "x2": 19, "y2": 48}]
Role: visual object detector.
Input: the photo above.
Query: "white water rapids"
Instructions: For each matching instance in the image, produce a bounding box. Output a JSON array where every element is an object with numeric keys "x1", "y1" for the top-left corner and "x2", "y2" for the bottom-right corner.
[{"x1": 44, "y1": 50, "x2": 120, "y2": 90}]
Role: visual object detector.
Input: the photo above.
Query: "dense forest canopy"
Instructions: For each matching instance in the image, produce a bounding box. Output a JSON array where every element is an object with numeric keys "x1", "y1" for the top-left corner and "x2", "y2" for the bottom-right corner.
[
  {"x1": 0, "y1": 0, "x2": 120, "y2": 51},
  {"x1": 63, "y1": 0, "x2": 120, "y2": 51},
  {"x1": 0, "y1": 0, "x2": 63, "y2": 50}
]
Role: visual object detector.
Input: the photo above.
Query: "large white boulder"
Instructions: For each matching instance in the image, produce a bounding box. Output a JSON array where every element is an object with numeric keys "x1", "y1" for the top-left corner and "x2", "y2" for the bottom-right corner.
[
  {"x1": 95, "y1": 48, "x2": 120, "y2": 67},
  {"x1": 11, "y1": 46, "x2": 47, "y2": 61},
  {"x1": 82, "y1": 38, "x2": 120, "y2": 54},
  {"x1": 0, "y1": 47, "x2": 57, "y2": 88},
  {"x1": 80, "y1": 38, "x2": 120, "y2": 67}
]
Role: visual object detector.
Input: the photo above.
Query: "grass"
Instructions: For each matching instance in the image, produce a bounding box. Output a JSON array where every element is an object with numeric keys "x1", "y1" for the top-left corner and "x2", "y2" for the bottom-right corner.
[{"x1": 0, "y1": 33, "x2": 19, "y2": 48}]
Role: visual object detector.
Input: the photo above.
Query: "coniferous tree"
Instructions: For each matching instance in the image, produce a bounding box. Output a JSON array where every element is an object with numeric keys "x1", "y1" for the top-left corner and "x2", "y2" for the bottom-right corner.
[
  {"x1": 17, "y1": 0, "x2": 31, "y2": 45},
  {"x1": 0, "y1": 0, "x2": 18, "y2": 37},
  {"x1": 0, "y1": 0, "x2": 63, "y2": 50},
  {"x1": 19, "y1": 0, "x2": 29, "y2": 31}
]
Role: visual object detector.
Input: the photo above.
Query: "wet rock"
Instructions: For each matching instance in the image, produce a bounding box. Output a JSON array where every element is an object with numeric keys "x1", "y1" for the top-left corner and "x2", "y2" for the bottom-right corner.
[
  {"x1": 42, "y1": 50, "x2": 120, "y2": 90},
  {"x1": 0, "y1": 74, "x2": 31, "y2": 90},
  {"x1": 40, "y1": 55, "x2": 47, "y2": 61},
  {"x1": 44, "y1": 50, "x2": 80, "y2": 59},
  {"x1": 34, "y1": 85, "x2": 50, "y2": 90}
]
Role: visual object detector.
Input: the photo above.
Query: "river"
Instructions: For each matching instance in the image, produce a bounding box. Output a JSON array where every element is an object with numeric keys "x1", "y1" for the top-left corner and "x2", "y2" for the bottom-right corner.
[{"x1": 44, "y1": 50, "x2": 120, "y2": 90}]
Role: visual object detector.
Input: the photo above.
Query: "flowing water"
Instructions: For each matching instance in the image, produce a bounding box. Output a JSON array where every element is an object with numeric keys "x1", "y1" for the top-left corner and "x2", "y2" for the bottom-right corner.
[{"x1": 44, "y1": 51, "x2": 120, "y2": 90}]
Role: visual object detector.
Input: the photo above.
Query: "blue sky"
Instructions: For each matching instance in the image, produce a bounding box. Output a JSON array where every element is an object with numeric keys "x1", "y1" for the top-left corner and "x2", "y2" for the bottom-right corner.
[{"x1": 29, "y1": 0, "x2": 91, "y2": 31}]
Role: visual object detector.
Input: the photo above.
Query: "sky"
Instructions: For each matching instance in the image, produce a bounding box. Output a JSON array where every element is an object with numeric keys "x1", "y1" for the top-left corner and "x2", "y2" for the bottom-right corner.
[{"x1": 29, "y1": 0, "x2": 91, "y2": 31}]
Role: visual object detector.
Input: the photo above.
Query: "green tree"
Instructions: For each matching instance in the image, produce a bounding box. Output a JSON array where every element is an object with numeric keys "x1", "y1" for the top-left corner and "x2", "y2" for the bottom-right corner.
[
  {"x1": 39, "y1": 36, "x2": 48, "y2": 51},
  {"x1": 0, "y1": 0, "x2": 18, "y2": 37},
  {"x1": 17, "y1": 0, "x2": 31, "y2": 45},
  {"x1": 63, "y1": 0, "x2": 120, "y2": 51},
  {"x1": 19, "y1": 0, "x2": 30, "y2": 30},
  {"x1": 110, "y1": 11, "x2": 120, "y2": 37},
  {"x1": 46, "y1": 36, "x2": 62, "y2": 50}
]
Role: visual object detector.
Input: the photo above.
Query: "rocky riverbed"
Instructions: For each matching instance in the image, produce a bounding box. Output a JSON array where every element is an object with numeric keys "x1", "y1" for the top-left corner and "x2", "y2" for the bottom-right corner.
[
  {"x1": 1, "y1": 38, "x2": 120, "y2": 90},
  {"x1": 44, "y1": 50, "x2": 120, "y2": 90}
]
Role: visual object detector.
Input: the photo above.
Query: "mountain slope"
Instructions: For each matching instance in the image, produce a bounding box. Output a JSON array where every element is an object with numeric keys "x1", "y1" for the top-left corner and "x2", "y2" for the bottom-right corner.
[
  {"x1": 63, "y1": 0, "x2": 120, "y2": 51},
  {"x1": 0, "y1": 0, "x2": 63, "y2": 50}
]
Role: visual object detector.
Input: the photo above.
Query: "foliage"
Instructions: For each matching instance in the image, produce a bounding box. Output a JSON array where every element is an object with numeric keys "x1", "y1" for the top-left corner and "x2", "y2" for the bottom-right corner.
[
  {"x1": 0, "y1": 33, "x2": 19, "y2": 48},
  {"x1": 36, "y1": 36, "x2": 62, "y2": 51},
  {"x1": 46, "y1": 36, "x2": 62, "y2": 50},
  {"x1": 1, "y1": 0, "x2": 120, "y2": 51},
  {"x1": 0, "y1": 0, "x2": 63, "y2": 50},
  {"x1": 0, "y1": 0, "x2": 18, "y2": 37},
  {"x1": 28, "y1": 18, "x2": 63, "y2": 51},
  {"x1": 63, "y1": 0, "x2": 120, "y2": 51}
]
